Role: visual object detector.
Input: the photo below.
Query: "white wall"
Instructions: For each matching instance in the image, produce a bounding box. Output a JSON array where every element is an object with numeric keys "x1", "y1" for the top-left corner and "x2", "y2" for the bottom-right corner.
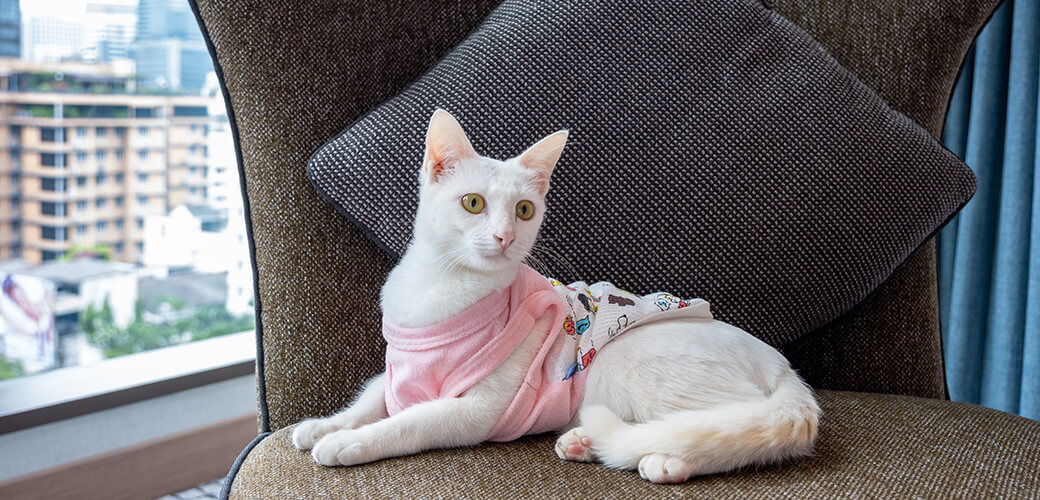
[
  {"x1": 141, "y1": 205, "x2": 201, "y2": 270},
  {"x1": 79, "y1": 271, "x2": 137, "y2": 328}
]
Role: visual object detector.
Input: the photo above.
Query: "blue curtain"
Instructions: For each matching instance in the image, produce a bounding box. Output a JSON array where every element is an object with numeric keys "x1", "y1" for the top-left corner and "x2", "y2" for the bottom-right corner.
[{"x1": 940, "y1": 0, "x2": 1039, "y2": 420}]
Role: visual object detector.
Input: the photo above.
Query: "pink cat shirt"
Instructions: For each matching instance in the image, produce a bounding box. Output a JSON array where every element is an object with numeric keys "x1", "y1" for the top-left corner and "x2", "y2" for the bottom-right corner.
[{"x1": 382, "y1": 264, "x2": 713, "y2": 442}]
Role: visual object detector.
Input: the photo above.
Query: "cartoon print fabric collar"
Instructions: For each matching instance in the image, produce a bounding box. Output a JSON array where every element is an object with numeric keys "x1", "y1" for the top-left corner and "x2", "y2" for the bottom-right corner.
[{"x1": 549, "y1": 277, "x2": 713, "y2": 381}]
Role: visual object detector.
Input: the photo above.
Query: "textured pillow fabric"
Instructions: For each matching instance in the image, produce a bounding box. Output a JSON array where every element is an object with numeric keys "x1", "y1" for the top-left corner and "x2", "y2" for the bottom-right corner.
[{"x1": 307, "y1": 0, "x2": 975, "y2": 347}]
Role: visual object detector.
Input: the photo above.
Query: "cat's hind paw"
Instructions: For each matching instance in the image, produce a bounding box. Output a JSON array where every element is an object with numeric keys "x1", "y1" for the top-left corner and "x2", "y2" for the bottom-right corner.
[
  {"x1": 638, "y1": 454, "x2": 696, "y2": 484},
  {"x1": 555, "y1": 427, "x2": 596, "y2": 463},
  {"x1": 292, "y1": 418, "x2": 342, "y2": 450}
]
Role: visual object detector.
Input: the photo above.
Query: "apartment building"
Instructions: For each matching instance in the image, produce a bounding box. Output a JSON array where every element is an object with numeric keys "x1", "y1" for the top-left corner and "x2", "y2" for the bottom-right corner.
[{"x1": 0, "y1": 58, "x2": 215, "y2": 264}]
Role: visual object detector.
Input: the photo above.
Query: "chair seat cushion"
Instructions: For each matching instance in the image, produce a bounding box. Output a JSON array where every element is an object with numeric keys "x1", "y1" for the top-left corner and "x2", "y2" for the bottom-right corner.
[
  {"x1": 226, "y1": 391, "x2": 1040, "y2": 498},
  {"x1": 307, "y1": 0, "x2": 976, "y2": 349}
]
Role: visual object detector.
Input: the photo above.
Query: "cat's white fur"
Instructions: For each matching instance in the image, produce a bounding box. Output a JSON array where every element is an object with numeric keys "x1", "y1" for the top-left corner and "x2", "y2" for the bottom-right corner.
[{"x1": 292, "y1": 109, "x2": 820, "y2": 483}]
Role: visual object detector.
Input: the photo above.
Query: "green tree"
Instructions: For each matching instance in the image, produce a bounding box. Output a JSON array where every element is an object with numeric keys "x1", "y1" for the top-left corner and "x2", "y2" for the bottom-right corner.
[
  {"x1": 0, "y1": 355, "x2": 26, "y2": 380},
  {"x1": 83, "y1": 297, "x2": 255, "y2": 358},
  {"x1": 63, "y1": 244, "x2": 112, "y2": 261}
]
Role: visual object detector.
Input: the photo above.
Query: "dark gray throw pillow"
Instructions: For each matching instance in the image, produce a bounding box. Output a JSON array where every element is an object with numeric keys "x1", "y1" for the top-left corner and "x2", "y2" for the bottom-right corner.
[{"x1": 307, "y1": 0, "x2": 975, "y2": 347}]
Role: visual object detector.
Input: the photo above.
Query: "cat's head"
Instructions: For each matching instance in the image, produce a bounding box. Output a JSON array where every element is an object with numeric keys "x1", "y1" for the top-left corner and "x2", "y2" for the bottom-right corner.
[{"x1": 412, "y1": 109, "x2": 568, "y2": 274}]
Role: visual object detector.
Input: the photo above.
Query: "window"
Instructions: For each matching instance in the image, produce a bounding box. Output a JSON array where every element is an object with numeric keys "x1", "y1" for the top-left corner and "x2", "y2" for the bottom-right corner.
[
  {"x1": 0, "y1": 5, "x2": 255, "y2": 442},
  {"x1": 65, "y1": 105, "x2": 130, "y2": 119},
  {"x1": 189, "y1": 186, "x2": 199, "y2": 195},
  {"x1": 40, "y1": 177, "x2": 65, "y2": 192},
  {"x1": 41, "y1": 226, "x2": 66, "y2": 241},
  {"x1": 41, "y1": 153, "x2": 66, "y2": 167},
  {"x1": 41, "y1": 202, "x2": 66, "y2": 216},
  {"x1": 189, "y1": 166, "x2": 198, "y2": 175},
  {"x1": 40, "y1": 127, "x2": 65, "y2": 143},
  {"x1": 189, "y1": 145, "x2": 199, "y2": 154},
  {"x1": 174, "y1": 106, "x2": 207, "y2": 117}
]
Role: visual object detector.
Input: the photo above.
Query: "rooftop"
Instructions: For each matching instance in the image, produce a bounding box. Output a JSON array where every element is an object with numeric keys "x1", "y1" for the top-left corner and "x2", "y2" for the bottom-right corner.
[
  {"x1": 0, "y1": 57, "x2": 135, "y2": 78},
  {"x1": 0, "y1": 258, "x2": 136, "y2": 284},
  {"x1": 139, "y1": 271, "x2": 227, "y2": 310}
]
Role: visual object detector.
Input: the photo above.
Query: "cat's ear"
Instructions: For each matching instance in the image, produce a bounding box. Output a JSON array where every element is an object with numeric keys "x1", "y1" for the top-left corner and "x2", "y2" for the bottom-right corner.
[
  {"x1": 423, "y1": 109, "x2": 477, "y2": 183},
  {"x1": 519, "y1": 130, "x2": 569, "y2": 194}
]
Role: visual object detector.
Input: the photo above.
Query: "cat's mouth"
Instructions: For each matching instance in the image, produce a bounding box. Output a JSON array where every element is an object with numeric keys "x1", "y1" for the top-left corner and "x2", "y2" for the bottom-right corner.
[{"x1": 478, "y1": 250, "x2": 512, "y2": 262}]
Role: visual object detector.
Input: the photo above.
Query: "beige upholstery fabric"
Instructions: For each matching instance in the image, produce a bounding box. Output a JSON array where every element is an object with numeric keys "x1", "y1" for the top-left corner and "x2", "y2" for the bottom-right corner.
[
  {"x1": 228, "y1": 390, "x2": 1040, "y2": 498},
  {"x1": 192, "y1": 0, "x2": 1002, "y2": 433},
  {"x1": 188, "y1": 0, "x2": 1031, "y2": 497}
]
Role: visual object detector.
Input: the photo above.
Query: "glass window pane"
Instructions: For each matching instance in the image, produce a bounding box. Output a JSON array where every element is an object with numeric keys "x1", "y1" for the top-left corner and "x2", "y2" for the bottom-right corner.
[{"x1": 1, "y1": 2, "x2": 254, "y2": 386}]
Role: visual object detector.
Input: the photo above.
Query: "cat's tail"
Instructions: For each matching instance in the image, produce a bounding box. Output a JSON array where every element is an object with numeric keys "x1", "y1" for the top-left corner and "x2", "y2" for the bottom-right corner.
[{"x1": 580, "y1": 372, "x2": 820, "y2": 477}]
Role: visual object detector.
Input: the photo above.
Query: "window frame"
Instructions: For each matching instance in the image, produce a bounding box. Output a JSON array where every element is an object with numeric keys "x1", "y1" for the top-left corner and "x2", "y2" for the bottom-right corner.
[{"x1": 0, "y1": 331, "x2": 255, "y2": 435}]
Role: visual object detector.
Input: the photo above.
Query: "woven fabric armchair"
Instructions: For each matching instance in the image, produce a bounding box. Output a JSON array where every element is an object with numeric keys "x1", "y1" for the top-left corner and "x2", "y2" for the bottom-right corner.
[{"x1": 190, "y1": 0, "x2": 1040, "y2": 497}]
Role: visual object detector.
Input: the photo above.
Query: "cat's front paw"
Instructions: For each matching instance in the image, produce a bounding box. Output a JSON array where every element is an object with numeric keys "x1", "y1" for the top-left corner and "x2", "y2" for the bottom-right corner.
[
  {"x1": 292, "y1": 418, "x2": 342, "y2": 450},
  {"x1": 555, "y1": 427, "x2": 596, "y2": 462},
  {"x1": 311, "y1": 429, "x2": 377, "y2": 467}
]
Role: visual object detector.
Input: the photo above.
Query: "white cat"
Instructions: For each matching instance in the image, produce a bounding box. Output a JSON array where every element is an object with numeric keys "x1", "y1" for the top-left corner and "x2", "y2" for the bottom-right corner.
[{"x1": 292, "y1": 109, "x2": 820, "y2": 484}]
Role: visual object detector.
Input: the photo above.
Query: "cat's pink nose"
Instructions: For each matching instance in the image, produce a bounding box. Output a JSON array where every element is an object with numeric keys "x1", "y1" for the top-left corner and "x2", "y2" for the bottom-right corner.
[{"x1": 494, "y1": 231, "x2": 515, "y2": 252}]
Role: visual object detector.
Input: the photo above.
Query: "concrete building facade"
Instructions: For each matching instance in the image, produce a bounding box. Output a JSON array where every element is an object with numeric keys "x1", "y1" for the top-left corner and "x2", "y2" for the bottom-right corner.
[
  {"x1": 132, "y1": 0, "x2": 213, "y2": 92},
  {"x1": 0, "y1": 59, "x2": 216, "y2": 264},
  {"x1": 0, "y1": 0, "x2": 19, "y2": 58}
]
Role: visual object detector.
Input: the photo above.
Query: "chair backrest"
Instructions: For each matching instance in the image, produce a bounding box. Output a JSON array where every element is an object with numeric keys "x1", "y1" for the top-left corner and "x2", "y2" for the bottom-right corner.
[{"x1": 192, "y1": 0, "x2": 1002, "y2": 432}]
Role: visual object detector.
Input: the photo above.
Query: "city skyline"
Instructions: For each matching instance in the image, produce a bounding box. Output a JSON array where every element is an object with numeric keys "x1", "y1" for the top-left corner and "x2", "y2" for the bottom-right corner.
[
  {"x1": 16, "y1": 0, "x2": 213, "y2": 92},
  {"x1": 0, "y1": 2, "x2": 252, "y2": 378}
]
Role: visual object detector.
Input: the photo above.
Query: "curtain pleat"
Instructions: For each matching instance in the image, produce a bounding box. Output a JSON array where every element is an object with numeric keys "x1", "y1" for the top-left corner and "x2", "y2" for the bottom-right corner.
[{"x1": 940, "y1": 0, "x2": 1039, "y2": 420}]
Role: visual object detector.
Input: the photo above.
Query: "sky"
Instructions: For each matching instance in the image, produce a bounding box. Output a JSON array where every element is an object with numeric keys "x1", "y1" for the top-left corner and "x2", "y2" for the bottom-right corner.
[
  {"x1": 21, "y1": 0, "x2": 87, "y2": 17},
  {"x1": 19, "y1": 0, "x2": 139, "y2": 18}
]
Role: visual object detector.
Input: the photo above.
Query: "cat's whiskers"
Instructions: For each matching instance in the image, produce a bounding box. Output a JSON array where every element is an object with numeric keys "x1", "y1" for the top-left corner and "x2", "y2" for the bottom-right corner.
[
  {"x1": 435, "y1": 245, "x2": 470, "y2": 273},
  {"x1": 523, "y1": 252, "x2": 550, "y2": 277},
  {"x1": 529, "y1": 241, "x2": 579, "y2": 280}
]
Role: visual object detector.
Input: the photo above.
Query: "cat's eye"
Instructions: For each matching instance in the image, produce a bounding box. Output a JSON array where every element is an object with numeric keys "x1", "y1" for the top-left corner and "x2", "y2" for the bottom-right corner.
[
  {"x1": 516, "y1": 200, "x2": 535, "y2": 220},
  {"x1": 461, "y1": 193, "x2": 485, "y2": 214}
]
